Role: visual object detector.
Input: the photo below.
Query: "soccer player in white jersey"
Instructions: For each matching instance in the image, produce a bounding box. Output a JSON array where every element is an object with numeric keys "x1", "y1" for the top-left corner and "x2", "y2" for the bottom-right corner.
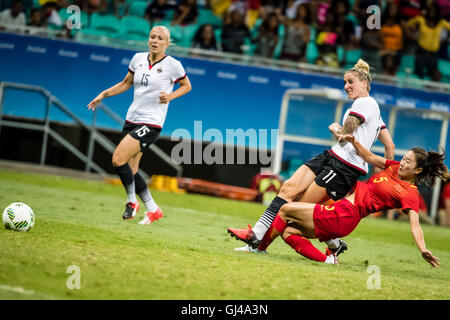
[
  {"x1": 228, "y1": 59, "x2": 395, "y2": 259},
  {"x1": 88, "y1": 26, "x2": 191, "y2": 224}
]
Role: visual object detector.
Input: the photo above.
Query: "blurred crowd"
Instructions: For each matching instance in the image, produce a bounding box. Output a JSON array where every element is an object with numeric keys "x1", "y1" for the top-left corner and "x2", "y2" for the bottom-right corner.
[{"x1": 0, "y1": 0, "x2": 449, "y2": 80}]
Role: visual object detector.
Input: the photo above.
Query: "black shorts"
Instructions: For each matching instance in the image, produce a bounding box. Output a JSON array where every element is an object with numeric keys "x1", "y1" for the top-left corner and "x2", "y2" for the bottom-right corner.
[
  {"x1": 304, "y1": 150, "x2": 363, "y2": 201},
  {"x1": 120, "y1": 121, "x2": 161, "y2": 152}
]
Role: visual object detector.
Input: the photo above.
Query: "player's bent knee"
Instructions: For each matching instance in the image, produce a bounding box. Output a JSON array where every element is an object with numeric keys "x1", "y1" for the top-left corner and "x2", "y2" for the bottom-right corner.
[
  {"x1": 112, "y1": 153, "x2": 126, "y2": 167},
  {"x1": 278, "y1": 180, "x2": 297, "y2": 202}
]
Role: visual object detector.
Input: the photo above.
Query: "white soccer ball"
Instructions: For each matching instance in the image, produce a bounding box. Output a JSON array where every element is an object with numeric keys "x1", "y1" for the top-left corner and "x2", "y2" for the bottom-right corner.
[{"x1": 2, "y1": 202, "x2": 35, "y2": 232}]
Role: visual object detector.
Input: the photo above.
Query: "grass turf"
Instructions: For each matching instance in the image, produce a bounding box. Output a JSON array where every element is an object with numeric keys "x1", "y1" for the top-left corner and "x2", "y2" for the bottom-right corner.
[{"x1": 0, "y1": 168, "x2": 449, "y2": 300}]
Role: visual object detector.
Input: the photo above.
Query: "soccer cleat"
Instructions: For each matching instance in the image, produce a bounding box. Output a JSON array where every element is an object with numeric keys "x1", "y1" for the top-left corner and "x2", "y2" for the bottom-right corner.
[
  {"x1": 122, "y1": 202, "x2": 139, "y2": 220},
  {"x1": 227, "y1": 224, "x2": 261, "y2": 248},
  {"x1": 324, "y1": 252, "x2": 339, "y2": 265},
  {"x1": 234, "y1": 244, "x2": 267, "y2": 254},
  {"x1": 326, "y1": 239, "x2": 348, "y2": 256},
  {"x1": 138, "y1": 207, "x2": 163, "y2": 225}
]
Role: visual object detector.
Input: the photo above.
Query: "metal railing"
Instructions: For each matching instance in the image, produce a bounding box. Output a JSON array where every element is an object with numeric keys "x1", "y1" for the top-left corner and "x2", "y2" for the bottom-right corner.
[{"x1": 0, "y1": 81, "x2": 183, "y2": 179}]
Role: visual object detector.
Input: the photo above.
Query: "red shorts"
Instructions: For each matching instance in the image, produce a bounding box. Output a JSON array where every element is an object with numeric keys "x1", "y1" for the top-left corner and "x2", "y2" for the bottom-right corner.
[{"x1": 313, "y1": 199, "x2": 361, "y2": 242}]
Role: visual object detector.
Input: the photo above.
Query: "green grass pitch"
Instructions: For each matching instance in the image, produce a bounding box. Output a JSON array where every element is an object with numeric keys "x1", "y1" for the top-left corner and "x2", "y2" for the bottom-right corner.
[{"x1": 0, "y1": 168, "x2": 449, "y2": 300}]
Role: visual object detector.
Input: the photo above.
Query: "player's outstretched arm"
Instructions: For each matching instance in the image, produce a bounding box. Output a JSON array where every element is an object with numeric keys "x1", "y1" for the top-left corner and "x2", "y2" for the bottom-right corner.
[
  {"x1": 378, "y1": 128, "x2": 395, "y2": 160},
  {"x1": 342, "y1": 134, "x2": 386, "y2": 169},
  {"x1": 408, "y1": 210, "x2": 440, "y2": 268},
  {"x1": 87, "y1": 71, "x2": 134, "y2": 110}
]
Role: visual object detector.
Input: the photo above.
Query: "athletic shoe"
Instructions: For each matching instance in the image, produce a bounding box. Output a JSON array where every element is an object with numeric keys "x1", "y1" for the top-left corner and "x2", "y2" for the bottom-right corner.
[
  {"x1": 234, "y1": 244, "x2": 267, "y2": 254},
  {"x1": 326, "y1": 239, "x2": 348, "y2": 256},
  {"x1": 324, "y1": 252, "x2": 339, "y2": 265},
  {"x1": 227, "y1": 224, "x2": 261, "y2": 248},
  {"x1": 122, "y1": 202, "x2": 139, "y2": 220},
  {"x1": 138, "y1": 207, "x2": 163, "y2": 225}
]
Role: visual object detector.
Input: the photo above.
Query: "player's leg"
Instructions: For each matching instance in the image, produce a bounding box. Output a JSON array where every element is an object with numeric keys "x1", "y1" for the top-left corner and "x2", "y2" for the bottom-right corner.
[
  {"x1": 256, "y1": 201, "x2": 316, "y2": 251},
  {"x1": 228, "y1": 164, "x2": 317, "y2": 248},
  {"x1": 281, "y1": 225, "x2": 336, "y2": 264},
  {"x1": 112, "y1": 134, "x2": 141, "y2": 219}
]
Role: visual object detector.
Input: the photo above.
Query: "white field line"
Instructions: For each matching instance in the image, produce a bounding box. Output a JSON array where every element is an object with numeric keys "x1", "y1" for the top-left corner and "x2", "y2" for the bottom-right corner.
[{"x1": 0, "y1": 284, "x2": 58, "y2": 299}]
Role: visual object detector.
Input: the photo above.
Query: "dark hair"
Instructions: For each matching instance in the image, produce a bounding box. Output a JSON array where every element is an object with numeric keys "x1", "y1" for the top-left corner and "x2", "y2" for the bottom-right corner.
[{"x1": 411, "y1": 147, "x2": 450, "y2": 185}]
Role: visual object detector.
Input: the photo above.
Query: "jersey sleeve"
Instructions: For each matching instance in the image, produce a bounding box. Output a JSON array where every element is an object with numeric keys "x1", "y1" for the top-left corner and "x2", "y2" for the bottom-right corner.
[
  {"x1": 171, "y1": 60, "x2": 187, "y2": 84},
  {"x1": 384, "y1": 159, "x2": 399, "y2": 169},
  {"x1": 379, "y1": 115, "x2": 386, "y2": 130},
  {"x1": 128, "y1": 53, "x2": 139, "y2": 74},
  {"x1": 349, "y1": 98, "x2": 376, "y2": 124},
  {"x1": 400, "y1": 188, "x2": 420, "y2": 214}
]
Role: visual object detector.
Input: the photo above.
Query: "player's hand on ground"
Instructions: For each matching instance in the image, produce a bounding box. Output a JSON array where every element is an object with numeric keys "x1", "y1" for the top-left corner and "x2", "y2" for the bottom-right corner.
[
  {"x1": 421, "y1": 250, "x2": 440, "y2": 268},
  {"x1": 88, "y1": 94, "x2": 103, "y2": 111},
  {"x1": 159, "y1": 92, "x2": 172, "y2": 104}
]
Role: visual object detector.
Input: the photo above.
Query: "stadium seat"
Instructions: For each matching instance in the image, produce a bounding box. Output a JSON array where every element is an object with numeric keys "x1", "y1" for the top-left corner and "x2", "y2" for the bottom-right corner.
[
  {"x1": 438, "y1": 59, "x2": 450, "y2": 82},
  {"x1": 59, "y1": 8, "x2": 89, "y2": 29},
  {"x1": 343, "y1": 48, "x2": 362, "y2": 68},
  {"x1": 197, "y1": 8, "x2": 222, "y2": 28},
  {"x1": 398, "y1": 54, "x2": 415, "y2": 73},
  {"x1": 90, "y1": 13, "x2": 121, "y2": 35},
  {"x1": 306, "y1": 41, "x2": 319, "y2": 64},
  {"x1": 272, "y1": 24, "x2": 285, "y2": 59},
  {"x1": 177, "y1": 24, "x2": 199, "y2": 47},
  {"x1": 128, "y1": 1, "x2": 148, "y2": 17},
  {"x1": 119, "y1": 16, "x2": 150, "y2": 40}
]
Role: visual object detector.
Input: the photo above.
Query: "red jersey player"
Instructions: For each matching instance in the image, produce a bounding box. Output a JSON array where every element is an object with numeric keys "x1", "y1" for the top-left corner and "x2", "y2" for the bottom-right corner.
[{"x1": 256, "y1": 134, "x2": 449, "y2": 267}]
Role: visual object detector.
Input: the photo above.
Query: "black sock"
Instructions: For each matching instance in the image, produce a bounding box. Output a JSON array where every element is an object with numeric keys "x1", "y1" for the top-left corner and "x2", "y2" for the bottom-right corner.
[{"x1": 114, "y1": 163, "x2": 136, "y2": 202}]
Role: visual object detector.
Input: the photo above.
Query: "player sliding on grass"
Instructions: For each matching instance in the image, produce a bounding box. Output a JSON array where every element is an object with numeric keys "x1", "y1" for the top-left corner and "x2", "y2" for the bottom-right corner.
[
  {"x1": 257, "y1": 134, "x2": 447, "y2": 266},
  {"x1": 87, "y1": 26, "x2": 191, "y2": 224},
  {"x1": 228, "y1": 59, "x2": 395, "y2": 256}
]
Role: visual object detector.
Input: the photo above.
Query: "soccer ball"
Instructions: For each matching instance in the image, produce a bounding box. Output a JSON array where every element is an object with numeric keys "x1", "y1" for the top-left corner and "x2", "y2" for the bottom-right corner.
[{"x1": 2, "y1": 202, "x2": 35, "y2": 232}]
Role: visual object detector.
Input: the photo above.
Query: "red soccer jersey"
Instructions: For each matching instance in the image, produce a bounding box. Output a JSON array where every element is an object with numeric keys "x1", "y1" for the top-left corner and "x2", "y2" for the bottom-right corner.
[{"x1": 353, "y1": 160, "x2": 420, "y2": 218}]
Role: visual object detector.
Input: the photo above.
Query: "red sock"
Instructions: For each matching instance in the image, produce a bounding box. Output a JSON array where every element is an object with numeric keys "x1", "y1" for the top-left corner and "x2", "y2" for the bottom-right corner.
[
  {"x1": 285, "y1": 234, "x2": 327, "y2": 262},
  {"x1": 258, "y1": 214, "x2": 287, "y2": 251}
]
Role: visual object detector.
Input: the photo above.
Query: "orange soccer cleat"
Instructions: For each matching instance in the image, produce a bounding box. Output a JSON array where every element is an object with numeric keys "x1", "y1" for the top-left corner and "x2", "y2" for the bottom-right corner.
[
  {"x1": 227, "y1": 224, "x2": 261, "y2": 248},
  {"x1": 138, "y1": 207, "x2": 163, "y2": 225}
]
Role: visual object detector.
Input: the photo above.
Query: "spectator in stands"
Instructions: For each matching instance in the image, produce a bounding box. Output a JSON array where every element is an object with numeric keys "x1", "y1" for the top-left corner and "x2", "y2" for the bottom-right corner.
[
  {"x1": 331, "y1": 0, "x2": 359, "y2": 67},
  {"x1": 407, "y1": 3, "x2": 450, "y2": 81},
  {"x1": 113, "y1": 0, "x2": 129, "y2": 19},
  {"x1": 221, "y1": 8, "x2": 251, "y2": 54},
  {"x1": 283, "y1": 0, "x2": 303, "y2": 20},
  {"x1": 0, "y1": 0, "x2": 26, "y2": 28},
  {"x1": 172, "y1": 0, "x2": 198, "y2": 26},
  {"x1": 280, "y1": 3, "x2": 310, "y2": 62},
  {"x1": 254, "y1": 11, "x2": 280, "y2": 58},
  {"x1": 42, "y1": 1, "x2": 63, "y2": 28},
  {"x1": 28, "y1": 7, "x2": 45, "y2": 27},
  {"x1": 259, "y1": 0, "x2": 282, "y2": 20},
  {"x1": 192, "y1": 23, "x2": 219, "y2": 50},
  {"x1": 145, "y1": 0, "x2": 175, "y2": 23},
  {"x1": 380, "y1": 1, "x2": 404, "y2": 75},
  {"x1": 359, "y1": 5, "x2": 383, "y2": 72},
  {"x1": 315, "y1": 9, "x2": 339, "y2": 68},
  {"x1": 396, "y1": 0, "x2": 421, "y2": 21}
]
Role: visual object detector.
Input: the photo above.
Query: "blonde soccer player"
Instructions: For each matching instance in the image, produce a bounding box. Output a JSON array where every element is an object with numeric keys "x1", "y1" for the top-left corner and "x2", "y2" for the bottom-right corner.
[
  {"x1": 228, "y1": 59, "x2": 395, "y2": 256},
  {"x1": 88, "y1": 26, "x2": 192, "y2": 224}
]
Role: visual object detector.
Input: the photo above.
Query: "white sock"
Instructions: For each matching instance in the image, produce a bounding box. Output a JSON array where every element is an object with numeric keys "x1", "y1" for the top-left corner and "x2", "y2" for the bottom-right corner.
[
  {"x1": 326, "y1": 238, "x2": 340, "y2": 249},
  {"x1": 252, "y1": 221, "x2": 269, "y2": 240},
  {"x1": 126, "y1": 183, "x2": 137, "y2": 203},
  {"x1": 138, "y1": 188, "x2": 158, "y2": 212}
]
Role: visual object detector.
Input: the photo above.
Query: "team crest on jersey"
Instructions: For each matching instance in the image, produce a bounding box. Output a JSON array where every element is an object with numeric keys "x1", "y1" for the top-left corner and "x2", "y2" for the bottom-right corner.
[{"x1": 157, "y1": 67, "x2": 163, "y2": 73}]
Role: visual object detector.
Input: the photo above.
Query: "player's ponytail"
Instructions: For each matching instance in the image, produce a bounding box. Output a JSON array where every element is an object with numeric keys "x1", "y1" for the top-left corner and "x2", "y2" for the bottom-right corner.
[
  {"x1": 348, "y1": 59, "x2": 372, "y2": 92},
  {"x1": 412, "y1": 147, "x2": 450, "y2": 185}
]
